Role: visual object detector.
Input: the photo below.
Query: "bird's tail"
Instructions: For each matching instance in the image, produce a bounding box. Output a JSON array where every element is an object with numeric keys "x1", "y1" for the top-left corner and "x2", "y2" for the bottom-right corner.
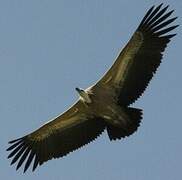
[{"x1": 106, "y1": 107, "x2": 143, "y2": 140}]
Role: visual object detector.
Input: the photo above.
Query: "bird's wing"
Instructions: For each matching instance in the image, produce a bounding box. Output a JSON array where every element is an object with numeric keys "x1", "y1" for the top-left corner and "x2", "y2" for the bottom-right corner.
[
  {"x1": 7, "y1": 101, "x2": 106, "y2": 172},
  {"x1": 94, "y1": 4, "x2": 178, "y2": 106}
]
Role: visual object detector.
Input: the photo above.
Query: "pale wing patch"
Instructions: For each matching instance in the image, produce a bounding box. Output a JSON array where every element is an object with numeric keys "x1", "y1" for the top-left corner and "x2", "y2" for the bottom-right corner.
[
  {"x1": 103, "y1": 76, "x2": 112, "y2": 84},
  {"x1": 114, "y1": 32, "x2": 143, "y2": 84},
  {"x1": 28, "y1": 108, "x2": 84, "y2": 141},
  {"x1": 103, "y1": 115, "x2": 112, "y2": 120}
]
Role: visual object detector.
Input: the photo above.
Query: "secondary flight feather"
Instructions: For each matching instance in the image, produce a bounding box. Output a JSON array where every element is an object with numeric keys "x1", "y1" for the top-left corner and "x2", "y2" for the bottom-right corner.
[{"x1": 7, "y1": 4, "x2": 178, "y2": 172}]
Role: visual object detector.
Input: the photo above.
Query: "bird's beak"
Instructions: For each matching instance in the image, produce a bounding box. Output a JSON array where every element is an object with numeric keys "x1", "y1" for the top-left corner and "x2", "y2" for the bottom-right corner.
[{"x1": 75, "y1": 87, "x2": 81, "y2": 94}]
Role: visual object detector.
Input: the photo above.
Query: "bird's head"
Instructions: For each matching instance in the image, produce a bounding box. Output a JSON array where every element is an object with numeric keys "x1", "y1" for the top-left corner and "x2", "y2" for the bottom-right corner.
[
  {"x1": 75, "y1": 87, "x2": 85, "y2": 95},
  {"x1": 75, "y1": 87, "x2": 92, "y2": 103}
]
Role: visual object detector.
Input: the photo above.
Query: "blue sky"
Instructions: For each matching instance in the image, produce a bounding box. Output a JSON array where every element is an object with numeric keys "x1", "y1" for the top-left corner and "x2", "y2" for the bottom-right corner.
[{"x1": 0, "y1": 0, "x2": 181, "y2": 179}]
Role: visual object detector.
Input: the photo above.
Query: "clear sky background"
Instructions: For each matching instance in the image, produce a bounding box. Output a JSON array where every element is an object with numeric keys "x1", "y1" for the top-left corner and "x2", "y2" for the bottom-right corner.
[{"x1": 0, "y1": 0, "x2": 181, "y2": 180}]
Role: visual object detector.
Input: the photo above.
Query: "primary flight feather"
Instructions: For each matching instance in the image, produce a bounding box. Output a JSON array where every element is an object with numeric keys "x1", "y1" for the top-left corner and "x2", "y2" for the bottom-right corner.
[{"x1": 7, "y1": 4, "x2": 178, "y2": 172}]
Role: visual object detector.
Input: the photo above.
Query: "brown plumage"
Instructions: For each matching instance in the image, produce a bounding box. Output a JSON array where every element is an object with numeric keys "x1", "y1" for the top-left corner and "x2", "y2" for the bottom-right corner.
[{"x1": 7, "y1": 4, "x2": 178, "y2": 172}]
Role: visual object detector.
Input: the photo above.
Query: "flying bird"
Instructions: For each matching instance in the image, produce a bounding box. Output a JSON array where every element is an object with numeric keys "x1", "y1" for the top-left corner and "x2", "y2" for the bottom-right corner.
[{"x1": 7, "y1": 4, "x2": 178, "y2": 172}]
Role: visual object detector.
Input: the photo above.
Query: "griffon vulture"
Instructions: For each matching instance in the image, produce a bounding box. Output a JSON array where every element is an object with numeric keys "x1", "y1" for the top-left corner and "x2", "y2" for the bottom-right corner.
[{"x1": 7, "y1": 4, "x2": 178, "y2": 172}]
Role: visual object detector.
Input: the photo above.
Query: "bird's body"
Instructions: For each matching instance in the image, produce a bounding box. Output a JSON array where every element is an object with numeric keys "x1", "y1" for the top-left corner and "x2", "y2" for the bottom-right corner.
[
  {"x1": 7, "y1": 4, "x2": 178, "y2": 172},
  {"x1": 78, "y1": 86, "x2": 128, "y2": 126}
]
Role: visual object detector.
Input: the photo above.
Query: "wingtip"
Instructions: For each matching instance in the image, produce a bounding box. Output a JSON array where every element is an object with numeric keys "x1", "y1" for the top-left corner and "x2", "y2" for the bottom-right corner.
[
  {"x1": 24, "y1": 167, "x2": 28, "y2": 173},
  {"x1": 173, "y1": 17, "x2": 178, "y2": 21},
  {"x1": 32, "y1": 164, "x2": 38, "y2": 172},
  {"x1": 8, "y1": 136, "x2": 25, "y2": 144},
  {"x1": 158, "y1": 3, "x2": 163, "y2": 8},
  {"x1": 23, "y1": 170, "x2": 26, "y2": 173},
  {"x1": 8, "y1": 139, "x2": 20, "y2": 144},
  {"x1": 172, "y1": 25, "x2": 180, "y2": 29},
  {"x1": 6, "y1": 147, "x2": 11, "y2": 151},
  {"x1": 10, "y1": 158, "x2": 16, "y2": 165},
  {"x1": 154, "y1": 3, "x2": 163, "y2": 12},
  {"x1": 162, "y1": 4, "x2": 170, "y2": 13},
  {"x1": 165, "y1": 4, "x2": 169, "y2": 8},
  {"x1": 16, "y1": 164, "x2": 21, "y2": 171},
  {"x1": 168, "y1": 10, "x2": 175, "y2": 16},
  {"x1": 8, "y1": 154, "x2": 12, "y2": 159}
]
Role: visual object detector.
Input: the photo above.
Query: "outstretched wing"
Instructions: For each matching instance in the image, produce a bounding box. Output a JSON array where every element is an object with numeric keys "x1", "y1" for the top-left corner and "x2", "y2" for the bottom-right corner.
[
  {"x1": 95, "y1": 4, "x2": 178, "y2": 106},
  {"x1": 7, "y1": 101, "x2": 106, "y2": 172}
]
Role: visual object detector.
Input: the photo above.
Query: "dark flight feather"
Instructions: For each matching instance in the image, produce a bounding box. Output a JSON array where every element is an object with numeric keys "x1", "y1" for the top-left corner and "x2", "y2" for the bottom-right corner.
[
  {"x1": 7, "y1": 116, "x2": 105, "y2": 172},
  {"x1": 116, "y1": 4, "x2": 178, "y2": 106}
]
